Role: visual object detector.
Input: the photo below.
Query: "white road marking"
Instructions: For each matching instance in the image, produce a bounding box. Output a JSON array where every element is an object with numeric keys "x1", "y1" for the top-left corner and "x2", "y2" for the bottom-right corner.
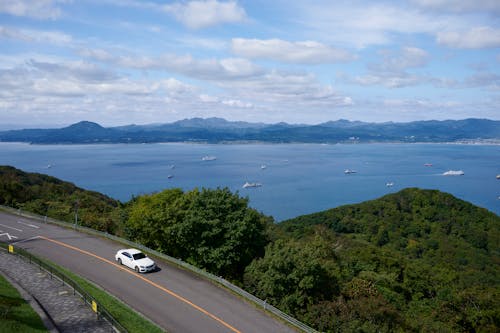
[
  {"x1": 11, "y1": 236, "x2": 40, "y2": 245},
  {"x1": 0, "y1": 223, "x2": 22, "y2": 232},
  {"x1": 18, "y1": 221, "x2": 40, "y2": 229},
  {"x1": 0, "y1": 232, "x2": 18, "y2": 240}
]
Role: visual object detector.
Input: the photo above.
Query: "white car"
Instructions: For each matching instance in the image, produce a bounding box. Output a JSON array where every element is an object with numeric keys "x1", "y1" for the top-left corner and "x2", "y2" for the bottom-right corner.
[{"x1": 115, "y1": 248, "x2": 156, "y2": 273}]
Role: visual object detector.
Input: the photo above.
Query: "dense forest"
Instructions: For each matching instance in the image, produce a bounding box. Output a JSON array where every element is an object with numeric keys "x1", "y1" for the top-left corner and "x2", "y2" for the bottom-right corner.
[{"x1": 1, "y1": 165, "x2": 498, "y2": 332}]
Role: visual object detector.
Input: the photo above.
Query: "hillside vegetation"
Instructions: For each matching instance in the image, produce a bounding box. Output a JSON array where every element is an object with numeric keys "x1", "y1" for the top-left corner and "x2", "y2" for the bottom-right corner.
[
  {"x1": 0, "y1": 166, "x2": 123, "y2": 232},
  {"x1": 259, "y1": 189, "x2": 500, "y2": 332},
  {"x1": 0, "y1": 166, "x2": 498, "y2": 332}
]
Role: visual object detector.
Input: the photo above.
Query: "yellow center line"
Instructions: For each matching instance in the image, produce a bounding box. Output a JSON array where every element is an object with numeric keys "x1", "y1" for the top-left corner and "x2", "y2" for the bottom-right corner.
[{"x1": 38, "y1": 236, "x2": 242, "y2": 333}]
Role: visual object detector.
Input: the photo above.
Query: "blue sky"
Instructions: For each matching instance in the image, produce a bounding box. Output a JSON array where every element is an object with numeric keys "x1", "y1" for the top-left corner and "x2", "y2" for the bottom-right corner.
[{"x1": 1, "y1": 0, "x2": 499, "y2": 127}]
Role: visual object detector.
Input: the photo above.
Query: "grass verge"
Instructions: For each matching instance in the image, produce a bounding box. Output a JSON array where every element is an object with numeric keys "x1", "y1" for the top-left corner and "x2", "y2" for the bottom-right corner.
[{"x1": 0, "y1": 273, "x2": 47, "y2": 332}]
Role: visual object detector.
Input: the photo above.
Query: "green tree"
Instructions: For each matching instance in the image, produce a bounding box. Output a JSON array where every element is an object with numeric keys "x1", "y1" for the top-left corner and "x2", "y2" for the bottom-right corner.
[
  {"x1": 126, "y1": 187, "x2": 271, "y2": 280},
  {"x1": 244, "y1": 228, "x2": 340, "y2": 316}
]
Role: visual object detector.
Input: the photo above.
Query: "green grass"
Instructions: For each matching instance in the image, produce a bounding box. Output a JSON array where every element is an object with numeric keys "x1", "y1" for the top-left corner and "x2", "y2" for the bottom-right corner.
[
  {"x1": 37, "y1": 259, "x2": 165, "y2": 333},
  {"x1": 0, "y1": 273, "x2": 47, "y2": 333}
]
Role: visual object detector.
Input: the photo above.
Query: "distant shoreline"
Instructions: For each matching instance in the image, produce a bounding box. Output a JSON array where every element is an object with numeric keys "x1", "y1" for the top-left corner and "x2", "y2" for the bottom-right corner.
[{"x1": 1, "y1": 139, "x2": 500, "y2": 146}]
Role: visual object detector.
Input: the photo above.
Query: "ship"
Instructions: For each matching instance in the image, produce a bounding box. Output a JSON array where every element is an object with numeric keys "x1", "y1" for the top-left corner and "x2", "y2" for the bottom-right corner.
[
  {"x1": 344, "y1": 169, "x2": 357, "y2": 174},
  {"x1": 242, "y1": 182, "x2": 262, "y2": 188},
  {"x1": 201, "y1": 156, "x2": 216, "y2": 161},
  {"x1": 443, "y1": 170, "x2": 464, "y2": 176}
]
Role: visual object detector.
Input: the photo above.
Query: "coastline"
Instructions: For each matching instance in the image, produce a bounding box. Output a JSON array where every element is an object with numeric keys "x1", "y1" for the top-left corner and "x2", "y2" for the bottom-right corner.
[{"x1": 1, "y1": 139, "x2": 500, "y2": 146}]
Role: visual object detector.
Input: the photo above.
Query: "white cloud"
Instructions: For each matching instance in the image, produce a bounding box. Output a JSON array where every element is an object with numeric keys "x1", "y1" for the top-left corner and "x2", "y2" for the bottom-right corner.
[
  {"x1": 383, "y1": 99, "x2": 460, "y2": 108},
  {"x1": 0, "y1": 57, "x2": 208, "y2": 125},
  {"x1": 199, "y1": 94, "x2": 219, "y2": 103},
  {"x1": 0, "y1": 26, "x2": 72, "y2": 44},
  {"x1": 0, "y1": 0, "x2": 64, "y2": 19},
  {"x1": 465, "y1": 72, "x2": 500, "y2": 90},
  {"x1": 81, "y1": 49, "x2": 264, "y2": 81},
  {"x1": 348, "y1": 73, "x2": 425, "y2": 88},
  {"x1": 163, "y1": 0, "x2": 247, "y2": 29},
  {"x1": 437, "y1": 26, "x2": 500, "y2": 49},
  {"x1": 221, "y1": 99, "x2": 252, "y2": 108},
  {"x1": 341, "y1": 46, "x2": 430, "y2": 88},
  {"x1": 373, "y1": 47, "x2": 429, "y2": 72},
  {"x1": 220, "y1": 70, "x2": 353, "y2": 109},
  {"x1": 294, "y1": 1, "x2": 464, "y2": 48},
  {"x1": 412, "y1": 0, "x2": 500, "y2": 13},
  {"x1": 231, "y1": 38, "x2": 354, "y2": 64},
  {"x1": 26, "y1": 59, "x2": 118, "y2": 83}
]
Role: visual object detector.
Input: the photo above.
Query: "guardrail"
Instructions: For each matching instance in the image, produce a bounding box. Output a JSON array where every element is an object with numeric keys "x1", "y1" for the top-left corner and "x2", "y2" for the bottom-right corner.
[
  {"x1": 0, "y1": 240, "x2": 127, "y2": 333},
  {"x1": 0, "y1": 204, "x2": 319, "y2": 333}
]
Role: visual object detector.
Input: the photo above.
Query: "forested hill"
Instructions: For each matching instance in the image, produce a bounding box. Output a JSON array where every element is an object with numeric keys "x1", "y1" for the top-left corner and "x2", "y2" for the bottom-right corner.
[
  {"x1": 279, "y1": 188, "x2": 498, "y2": 252},
  {"x1": 249, "y1": 188, "x2": 499, "y2": 332},
  {"x1": 0, "y1": 165, "x2": 123, "y2": 232}
]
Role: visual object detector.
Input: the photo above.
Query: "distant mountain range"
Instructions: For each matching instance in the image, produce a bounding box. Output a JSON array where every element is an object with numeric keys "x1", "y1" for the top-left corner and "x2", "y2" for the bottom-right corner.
[{"x1": 1, "y1": 117, "x2": 499, "y2": 144}]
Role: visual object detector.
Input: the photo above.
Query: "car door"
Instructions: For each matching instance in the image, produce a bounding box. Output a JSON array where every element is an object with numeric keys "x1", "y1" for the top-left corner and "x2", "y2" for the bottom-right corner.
[{"x1": 122, "y1": 252, "x2": 133, "y2": 269}]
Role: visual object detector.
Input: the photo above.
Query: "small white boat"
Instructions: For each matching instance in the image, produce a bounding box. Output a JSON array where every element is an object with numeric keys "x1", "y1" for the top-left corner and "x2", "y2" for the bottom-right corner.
[
  {"x1": 344, "y1": 169, "x2": 357, "y2": 174},
  {"x1": 242, "y1": 182, "x2": 262, "y2": 188},
  {"x1": 202, "y1": 156, "x2": 216, "y2": 161},
  {"x1": 496, "y1": 175, "x2": 500, "y2": 180},
  {"x1": 169, "y1": 164, "x2": 175, "y2": 169},
  {"x1": 386, "y1": 182, "x2": 394, "y2": 187},
  {"x1": 167, "y1": 175, "x2": 174, "y2": 179},
  {"x1": 443, "y1": 170, "x2": 464, "y2": 176},
  {"x1": 261, "y1": 164, "x2": 267, "y2": 170}
]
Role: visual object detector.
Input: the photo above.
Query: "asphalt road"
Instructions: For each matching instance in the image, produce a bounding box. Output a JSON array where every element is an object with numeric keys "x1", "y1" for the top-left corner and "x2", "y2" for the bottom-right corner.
[{"x1": 0, "y1": 211, "x2": 296, "y2": 333}]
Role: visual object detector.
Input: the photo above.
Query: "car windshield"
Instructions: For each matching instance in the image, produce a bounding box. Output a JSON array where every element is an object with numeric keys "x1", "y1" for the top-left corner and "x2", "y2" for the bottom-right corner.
[{"x1": 132, "y1": 252, "x2": 146, "y2": 260}]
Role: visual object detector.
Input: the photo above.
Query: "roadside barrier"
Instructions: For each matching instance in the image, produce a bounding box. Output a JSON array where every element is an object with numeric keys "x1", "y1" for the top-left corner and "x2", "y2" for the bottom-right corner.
[
  {"x1": 0, "y1": 205, "x2": 319, "y2": 333},
  {"x1": 0, "y1": 239, "x2": 127, "y2": 333}
]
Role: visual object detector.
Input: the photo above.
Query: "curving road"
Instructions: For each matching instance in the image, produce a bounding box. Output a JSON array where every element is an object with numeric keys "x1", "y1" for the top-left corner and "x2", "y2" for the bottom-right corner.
[{"x1": 0, "y1": 211, "x2": 296, "y2": 333}]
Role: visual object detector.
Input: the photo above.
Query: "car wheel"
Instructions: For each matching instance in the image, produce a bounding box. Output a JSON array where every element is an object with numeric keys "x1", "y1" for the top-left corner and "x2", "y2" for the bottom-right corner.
[
  {"x1": 135, "y1": 266, "x2": 139, "y2": 273},
  {"x1": 117, "y1": 258, "x2": 122, "y2": 265}
]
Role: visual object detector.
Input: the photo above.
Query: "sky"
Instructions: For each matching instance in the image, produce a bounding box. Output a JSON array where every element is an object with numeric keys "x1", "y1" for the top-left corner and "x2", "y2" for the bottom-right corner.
[{"x1": 0, "y1": 0, "x2": 499, "y2": 127}]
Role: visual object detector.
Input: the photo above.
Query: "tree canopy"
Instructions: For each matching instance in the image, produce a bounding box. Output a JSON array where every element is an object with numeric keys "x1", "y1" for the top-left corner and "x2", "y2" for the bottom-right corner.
[
  {"x1": 126, "y1": 187, "x2": 271, "y2": 280},
  {"x1": 246, "y1": 188, "x2": 500, "y2": 332},
  {"x1": 0, "y1": 165, "x2": 122, "y2": 232}
]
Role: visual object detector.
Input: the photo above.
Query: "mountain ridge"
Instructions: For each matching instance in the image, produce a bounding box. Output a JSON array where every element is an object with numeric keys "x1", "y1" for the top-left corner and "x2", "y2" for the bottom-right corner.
[{"x1": 0, "y1": 118, "x2": 499, "y2": 144}]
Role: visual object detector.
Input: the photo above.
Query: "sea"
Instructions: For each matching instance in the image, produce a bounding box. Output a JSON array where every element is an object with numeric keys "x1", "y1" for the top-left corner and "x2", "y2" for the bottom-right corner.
[{"x1": 1, "y1": 142, "x2": 499, "y2": 221}]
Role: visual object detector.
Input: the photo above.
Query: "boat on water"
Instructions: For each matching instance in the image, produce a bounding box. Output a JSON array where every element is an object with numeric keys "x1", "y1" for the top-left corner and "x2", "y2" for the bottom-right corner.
[
  {"x1": 424, "y1": 163, "x2": 433, "y2": 167},
  {"x1": 242, "y1": 182, "x2": 262, "y2": 188},
  {"x1": 386, "y1": 182, "x2": 394, "y2": 187},
  {"x1": 496, "y1": 175, "x2": 500, "y2": 180},
  {"x1": 344, "y1": 169, "x2": 357, "y2": 174},
  {"x1": 443, "y1": 170, "x2": 464, "y2": 176},
  {"x1": 261, "y1": 164, "x2": 267, "y2": 170},
  {"x1": 201, "y1": 156, "x2": 216, "y2": 161},
  {"x1": 167, "y1": 175, "x2": 174, "y2": 179}
]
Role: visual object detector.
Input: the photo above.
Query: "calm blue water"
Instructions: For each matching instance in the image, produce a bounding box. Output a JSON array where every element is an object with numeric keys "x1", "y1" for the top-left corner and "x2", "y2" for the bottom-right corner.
[{"x1": 1, "y1": 142, "x2": 499, "y2": 221}]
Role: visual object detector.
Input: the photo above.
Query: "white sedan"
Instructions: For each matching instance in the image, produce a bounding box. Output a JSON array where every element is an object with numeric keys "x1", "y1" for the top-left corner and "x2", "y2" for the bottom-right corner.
[{"x1": 115, "y1": 248, "x2": 156, "y2": 273}]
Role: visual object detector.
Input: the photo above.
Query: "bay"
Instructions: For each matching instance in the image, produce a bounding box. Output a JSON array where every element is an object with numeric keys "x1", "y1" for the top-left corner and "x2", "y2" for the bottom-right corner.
[{"x1": 1, "y1": 142, "x2": 499, "y2": 221}]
